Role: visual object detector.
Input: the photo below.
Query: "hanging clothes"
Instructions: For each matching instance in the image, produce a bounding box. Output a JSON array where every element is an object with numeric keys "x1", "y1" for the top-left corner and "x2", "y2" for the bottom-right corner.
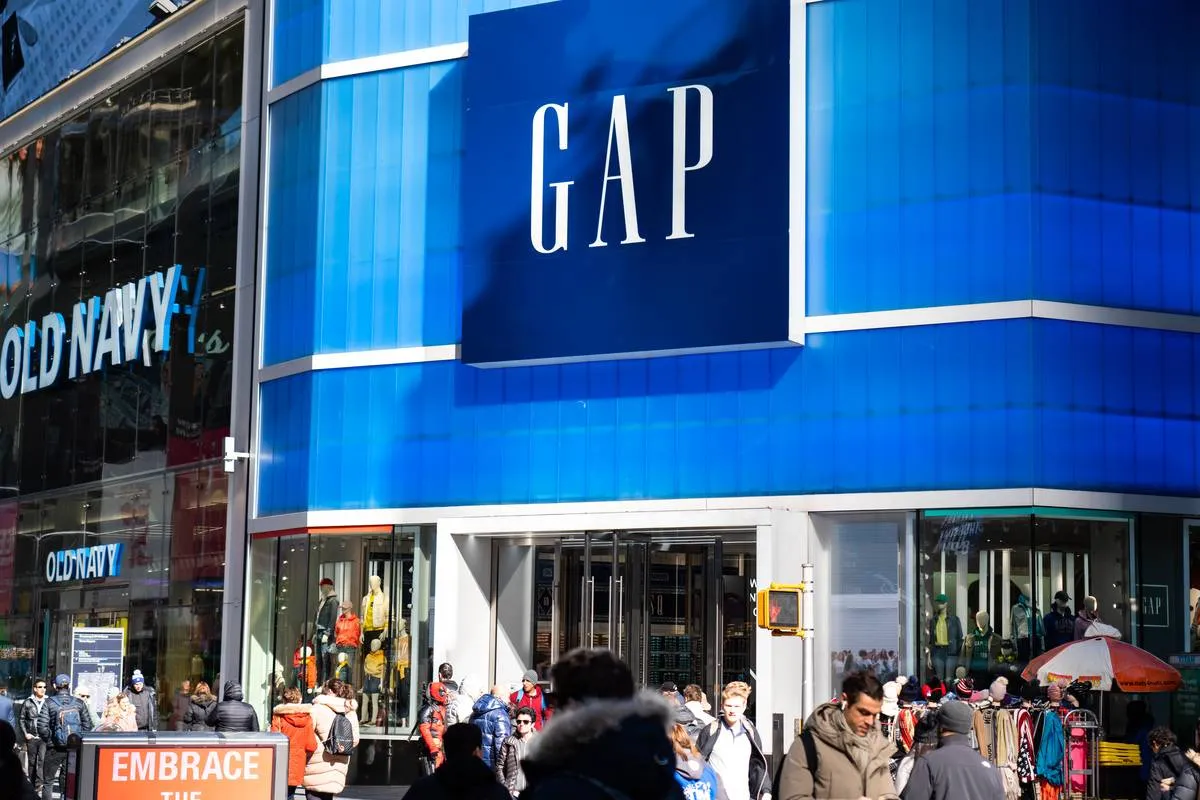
[
  {"x1": 995, "y1": 709, "x2": 1021, "y2": 800},
  {"x1": 974, "y1": 705, "x2": 999, "y2": 762},
  {"x1": 1066, "y1": 723, "x2": 1088, "y2": 794},
  {"x1": 1015, "y1": 708, "x2": 1037, "y2": 785},
  {"x1": 1035, "y1": 710, "x2": 1065, "y2": 787},
  {"x1": 897, "y1": 708, "x2": 918, "y2": 752}
]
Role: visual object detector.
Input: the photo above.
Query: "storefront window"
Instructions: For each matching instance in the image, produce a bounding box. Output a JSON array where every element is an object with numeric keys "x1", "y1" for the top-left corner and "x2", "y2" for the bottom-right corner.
[
  {"x1": 918, "y1": 510, "x2": 1131, "y2": 686},
  {"x1": 247, "y1": 526, "x2": 435, "y2": 758}
]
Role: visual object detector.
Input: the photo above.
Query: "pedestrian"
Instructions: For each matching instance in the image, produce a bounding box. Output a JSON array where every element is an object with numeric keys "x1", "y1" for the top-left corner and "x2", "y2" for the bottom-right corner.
[
  {"x1": 73, "y1": 687, "x2": 96, "y2": 730},
  {"x1": 95, "y1": 688, "x2": 138, "y2": 732},
  {"x1": 683, "y1": 685, "x2": 716, "y2": 728},
  {"x1": 671, "y1": 723, "x2": 726, "y2": 800},
  {"x1": 0, "y1": 683, "x2": 14, "y2": 731},
  {"x1": 21, "y1": 678, "x2": 47, "y2": 798},
  {"x1": 170, "y1": 678, "x2": 193, "y2": 731},
  {"x1": 420, "y1": 682, "x2": 452, "y2": 771},
  {"x1": 510, "y1": 669, "x2": 549, "y2": 730},
  {"x1": 303, "y1": 678, "x2": 361, "y2": 800},
  {"x1": 450, "y1": 674, "x2": 478, "y2": 726},
  {"x1": 183, "y1": 680, "x2": 218, "y2": 731},
  {"x1": 662, "y1": 681, "x2": 702, "y2": 739},
  {"x1": 776, "y1": 671, "x2": 898, "y2": 800},
  {"x1": 0, "y1": 720, "x2": 36, "y2": 800},
  {"x1": 696, "y1": 681, "x2": 769, "y2": 800},
  {"x1": 519, "y1": 647, "x2": 684, "y2": 800},
  {"x1": 36, "y1": 674, "x2": 92, "y2": 800},
  {"x1": 403, "y1": 723, "x2": 509, "y2": 800},
  {"x1": 470, "y1": 685, "x2": 513, "y2": 770},
  {"x1": 899, "y1": 700, "x2": 1003, "y2": 800},
  {"x1": 123, "y1": 669, "x2": 158, "y2": 732},
  {"x1": 1146, "y1": 726, "x2": 1200, "y2": 800},
  {"x1": 894, "y1": 709, "x2": 940, "y2": 794},
  {"x1": 271, "y1": 687, "x2": 319, "y2": 799},
  {"x1": 439, "y1": 663, "x2": 460, "y2": 694},
  {"x1": 496, "y1": 706, "x2": 537, "y2": 798},
  {"x1": 207, "y1": 680, "x2": 260, "y2": 732}
]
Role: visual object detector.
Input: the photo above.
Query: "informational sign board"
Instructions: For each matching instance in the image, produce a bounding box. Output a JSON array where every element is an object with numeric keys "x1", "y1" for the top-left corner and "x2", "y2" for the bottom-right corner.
[{"x1": 71, "y1": 627, "x2": 125, "y2": 720}]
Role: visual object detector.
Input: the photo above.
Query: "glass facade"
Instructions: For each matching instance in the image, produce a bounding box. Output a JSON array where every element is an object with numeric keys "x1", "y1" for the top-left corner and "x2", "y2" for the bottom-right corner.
[
  {"x1": 0, "y1": 19, "x2": 243, "y2": 713},
  {"x1": 245, "y1": 526, "x2": 435, "y2": 772}
]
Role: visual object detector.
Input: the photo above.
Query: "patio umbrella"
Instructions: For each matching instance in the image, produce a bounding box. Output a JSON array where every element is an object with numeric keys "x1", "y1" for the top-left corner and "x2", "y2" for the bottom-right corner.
[{"x1": 1020, "y1": 636, "x2": 1182, "y2": 693}]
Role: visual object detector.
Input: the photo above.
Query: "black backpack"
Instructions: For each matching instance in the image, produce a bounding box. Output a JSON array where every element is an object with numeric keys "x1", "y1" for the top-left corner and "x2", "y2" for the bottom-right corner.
[
  {"x1": 771, "y1": 729, "x2": 818, "y2": 798},
  {"x1": 47, "y1": 696, "x2": 84, "y2": 748},
  {"x1": 322, "y1": 711, "x2": 356, "y2": 756}
]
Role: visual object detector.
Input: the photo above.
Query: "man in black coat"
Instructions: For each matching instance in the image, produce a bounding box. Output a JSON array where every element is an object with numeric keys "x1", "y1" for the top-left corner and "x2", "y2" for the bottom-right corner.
[
  {"x1": 36, "y1": 675, "x2": 93, "y2": 800},
  {"x1": 403, "y1": 724, "x2": 509, "y2": 800},
  {"x1": 206, "y1": 681, "x2": 260, "y2": 733},
  {"x1": 900, "y1": 700, "x2": 1003, "y2": 800}
]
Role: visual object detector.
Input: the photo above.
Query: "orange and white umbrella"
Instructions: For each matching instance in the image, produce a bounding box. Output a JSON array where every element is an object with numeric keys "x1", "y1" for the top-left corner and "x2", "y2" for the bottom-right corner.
[{"x1": 1020, "y1": 636, "x2": 1181, "y2": 693}]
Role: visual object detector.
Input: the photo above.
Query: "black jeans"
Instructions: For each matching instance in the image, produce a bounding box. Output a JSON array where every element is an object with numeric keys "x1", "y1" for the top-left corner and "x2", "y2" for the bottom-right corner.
[
  {"x1": 42, "y1": 748, "x2": 66, "y2": 800},
  {"x1": 25, "y1": 738, "x2": 44, "y2": 792},
  {"x1": 306, "y1": 792, "x2": 335, "y2": 800}
]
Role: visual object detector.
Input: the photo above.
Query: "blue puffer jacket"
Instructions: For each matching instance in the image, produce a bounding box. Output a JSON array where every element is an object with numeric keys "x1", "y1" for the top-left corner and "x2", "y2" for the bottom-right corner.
[{"x1": 471, "y1": 694, "x2": 513, "y2": 769}]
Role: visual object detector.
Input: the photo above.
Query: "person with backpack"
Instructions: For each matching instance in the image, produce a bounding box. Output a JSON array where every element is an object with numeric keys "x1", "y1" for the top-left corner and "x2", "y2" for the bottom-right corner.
[
  {"x1": 776, "y1": 671, "x2": 898, "y2": 800},
  {"x1": 1147, "y1": 726, "x2": 1200, "y2": 800},
  {"x1": 36, "y1": 674, "x2": 92, "y2": 800},
  {"x1": 510, "y1": 670, "x2": 548, "y2": 730},
  {"x1": 696, "y1": 681, "x2": 769, "y2": 800},
  {"x1": 207, "y1": 681, "x2": 260, "y2": 732},
  {"x1": 304, "y1": 678, "x2": 361, "y2": 800}
]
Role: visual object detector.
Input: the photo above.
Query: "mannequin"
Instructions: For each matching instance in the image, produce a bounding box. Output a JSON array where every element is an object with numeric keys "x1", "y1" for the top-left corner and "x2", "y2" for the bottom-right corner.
[
  {"x1": 335, "y1": 652, "x2": 351, "y2": 682},
  {"x1": 926, "y1": 593, "x2": 963, "y2": 681},
  {"x1": 362, "y1": 638, "x2": 386, "y2": 726},
  {"x1": 1071, "y1": 594, "x2": 1100, "y2": 640},
  {"x1": 393, "y1": 619, "x2": 412, "y2": 726},
  {"x1": 296, "y1": 646, "x2": 317, "y2": 692},
  {"x1": 334, "y1": 602, "x2": 362, "y2": 677},
  {"x1": 1010, "y1": 584, "x2": 1042, "y2": 661},
  {"x1": 964, "y1": 610, "x2": 998, "y2": 681},
  {"x1": 361, "y1": 575, "x2": 390, "y2": 656},
  {"x1": 314, "y1": 578, "x2": 339, "y2": 682}
]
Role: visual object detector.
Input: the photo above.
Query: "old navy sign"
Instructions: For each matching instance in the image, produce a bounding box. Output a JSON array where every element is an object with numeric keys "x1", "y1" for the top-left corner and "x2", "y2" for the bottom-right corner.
[
  {"x1": 461, "y1": 0, "x2": 801, "y2": 366},
  {"x1": 46, "y1": 543, "x2": 123, "y2": 583},
  {"x1": 0, "y1": 264, "x2": 202, "y2": 399}
]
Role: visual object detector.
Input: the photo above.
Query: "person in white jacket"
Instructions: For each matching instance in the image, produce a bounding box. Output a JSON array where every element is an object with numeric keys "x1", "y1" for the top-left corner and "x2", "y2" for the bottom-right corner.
[
  {"x1": 683, "y1": 685, "x2": 716, "y2": 727},
  {"x1": 303, "y1": 679, "x2": 362, "y2": 800}
]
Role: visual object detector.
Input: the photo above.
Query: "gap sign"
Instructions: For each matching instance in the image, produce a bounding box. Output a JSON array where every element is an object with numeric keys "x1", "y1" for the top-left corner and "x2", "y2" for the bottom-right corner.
[{"x1": 461, "y1": 0, "x2": 799, "y2": 366}]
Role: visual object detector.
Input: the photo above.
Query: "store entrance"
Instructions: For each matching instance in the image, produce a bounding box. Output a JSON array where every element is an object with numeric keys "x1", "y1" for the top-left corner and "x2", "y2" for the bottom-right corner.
[{"x1": 522, "y1": 530, "x2": 755, "y2": 703}]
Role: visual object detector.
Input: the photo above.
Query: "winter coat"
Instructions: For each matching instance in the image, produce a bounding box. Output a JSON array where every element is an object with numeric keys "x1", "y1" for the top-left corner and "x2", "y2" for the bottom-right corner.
[
  {"x1": 20, "y1": 696, "x2": 44, "y2": 741},
  {"x1": 36, "y1": 689, "x2": 94, "y2": 749},
  {"x1": 521, "y1": 691, "x2": 684, "y2": 800},
  {"x1": 470, "y1": 694, "x2": 513, "y2": 770},
  {"x1": 899, "y1": 734, "x2": 1004, "y2": 800},
  {"x1": 270, "y1": 702, "x2": 319, "y2": 788},
  {"x1": 496, "y1": 733, "x2": 533, "y2": 796},
  {"x1": 183, "y1": 692, "x2": 217, "y2": 731},
  {"x1": 207, "y1": 682, "x2": 260, "y2": 733},
  {"x1": 675, "y1": 754, "x2": 727, "y2": 800},
  {"x1": 697, "y1": 717, "x2": 770, "y2": 800},
  {"x1": 925, "y1": 612, "x2": 964, "y2": 655},
  {"x1": 1043, "y1": 609, "x2": 1075, "y2": 651},
  {"x1": 304, "y1": 694, "x2": 361, "y2": 795},
  {"x1": 1074, "y1": 610, "x2": 1099, "y2": 641},
  {"x1": 403, "y1": 755, "x2": 510, "y2": 800},
  {"x1": 510, "y1": 687, "x2": 548, "y2": 730},
  {"x1": 95, "y1": 700, "x2": 138, "y2": 732},
  {"x1": 777, "y1": 702, "x2": 900, "y2": 800},
  {"x1": 421, "y1": 684, "x2": 451, "y2": 766},
  {"x1": 0, "y1": 748, "x2": 35, "y2": 800},
  {"x1": 0, "y1": 693, "x2": 15, "y2": 731},
  {"x1": 1148, "y1": 745, "x2": 1200, "y2": 800},
  {"x1": 123, "y1": 685, "x2": 158, "y2": 731}
]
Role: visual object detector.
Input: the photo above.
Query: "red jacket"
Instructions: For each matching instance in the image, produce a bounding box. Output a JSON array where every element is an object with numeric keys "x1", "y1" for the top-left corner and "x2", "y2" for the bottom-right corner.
[
  {"x1": 510, "y1": 687, "x2": 549, "y2": 730},
  {"x1": 419, "y1": 683, "x2": 450, "y2": 766},
  {"x1": 270, "y1": 703, "x2": 318, "y2": 787},
  {"x1": 334, "y1": 613, "x2": 362, "y2": 647}
]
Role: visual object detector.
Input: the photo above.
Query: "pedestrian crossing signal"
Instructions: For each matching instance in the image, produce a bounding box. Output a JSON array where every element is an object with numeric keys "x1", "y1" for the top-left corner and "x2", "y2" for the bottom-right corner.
[{"x1": 757, "y1": 585, "x2": 802, "y2": 632}]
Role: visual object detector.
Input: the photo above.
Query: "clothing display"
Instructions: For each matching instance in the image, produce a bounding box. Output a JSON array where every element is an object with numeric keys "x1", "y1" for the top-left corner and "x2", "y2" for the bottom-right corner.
[
  {"x1": 335, "y1": 611, "x2": 362, "y2": 647},
  {"x1": 965, "y1": 625, "x2": 999, "y2": 677},
  {"x1": 361, "y1": 580, "x2": 390, "y2": 632}
]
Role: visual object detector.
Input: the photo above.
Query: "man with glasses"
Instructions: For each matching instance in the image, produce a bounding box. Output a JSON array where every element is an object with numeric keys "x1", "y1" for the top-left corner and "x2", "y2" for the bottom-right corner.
[
  {"x1": 496, "y1": 707, "x2": 538, "y2": 798},
  {"x1": 20, "y1": 680, "x2": 47, "y2": 797}
]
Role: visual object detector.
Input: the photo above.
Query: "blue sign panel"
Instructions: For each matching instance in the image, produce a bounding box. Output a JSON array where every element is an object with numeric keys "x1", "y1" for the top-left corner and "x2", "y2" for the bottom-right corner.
[
  {"x1": 70, "y1": 627, "x2": 126, "y2": 721},
  {"x1": 462, "y1": 0, "x2": 798, "y2": 366}
]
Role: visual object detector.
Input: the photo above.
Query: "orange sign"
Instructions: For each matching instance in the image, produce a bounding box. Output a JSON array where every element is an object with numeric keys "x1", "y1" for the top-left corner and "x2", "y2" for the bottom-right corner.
[{"x1": 96, "y1": 746, "x2": 276, "y2": 800}]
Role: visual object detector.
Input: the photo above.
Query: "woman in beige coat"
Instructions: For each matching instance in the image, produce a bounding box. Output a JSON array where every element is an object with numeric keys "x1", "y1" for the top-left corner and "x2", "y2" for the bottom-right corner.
[{"x1": 303, "y1": 679, "x2": 362, "y2": 800}]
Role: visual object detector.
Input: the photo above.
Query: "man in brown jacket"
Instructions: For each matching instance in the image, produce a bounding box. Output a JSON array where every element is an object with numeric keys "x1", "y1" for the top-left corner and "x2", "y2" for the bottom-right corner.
[{"x1": 777, "y1": 672, "x2": 899, "y2": 800}]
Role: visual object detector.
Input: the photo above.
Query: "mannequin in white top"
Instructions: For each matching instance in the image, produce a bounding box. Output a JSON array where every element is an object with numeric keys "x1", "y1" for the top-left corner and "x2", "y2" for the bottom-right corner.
[{"x1": 361, "y1": 574, "x2": 390, "y2": 654}]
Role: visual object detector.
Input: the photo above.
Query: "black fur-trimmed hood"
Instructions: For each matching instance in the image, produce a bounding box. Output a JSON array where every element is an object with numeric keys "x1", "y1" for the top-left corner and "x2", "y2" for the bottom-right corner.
[{"x1": 523, "y1": 692, "x2": 682, "y2": 800}]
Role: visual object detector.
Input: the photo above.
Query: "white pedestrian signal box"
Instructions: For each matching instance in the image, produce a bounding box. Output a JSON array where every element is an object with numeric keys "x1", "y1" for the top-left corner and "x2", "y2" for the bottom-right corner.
[{"x1": 757, "y1": 583, "x2": 803, "y2": 633}]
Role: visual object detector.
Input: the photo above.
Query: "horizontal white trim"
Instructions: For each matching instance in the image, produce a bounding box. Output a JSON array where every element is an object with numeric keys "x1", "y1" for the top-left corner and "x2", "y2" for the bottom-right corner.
[
  {"x1": 267, "y1": 41, "x2": 468, "y2": 105},
  {"x1": 471, "y1": 339, "x2": 795, "y2": 369},
  {"x1": 258, "y1": 343, "x2": 459, "y2": 383},
  {"x1": 805, "y1": 300, "x2": 1200, "y2": 335},
  {"x1": 247, "y1": 487, "x2": 1200, "y2": 533}
]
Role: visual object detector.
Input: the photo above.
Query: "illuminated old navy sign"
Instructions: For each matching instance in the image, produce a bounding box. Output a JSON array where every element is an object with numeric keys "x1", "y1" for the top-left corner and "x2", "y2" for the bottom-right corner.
[
  {"x1": 46, "y1": 543, "x2": 123, "y2": 582},
  {"x1": 0, "y1": 264, "x2": 201, "y2": 399},
  {"x1": 461, "y1": 0, "x2": 798, "y2": 365}
]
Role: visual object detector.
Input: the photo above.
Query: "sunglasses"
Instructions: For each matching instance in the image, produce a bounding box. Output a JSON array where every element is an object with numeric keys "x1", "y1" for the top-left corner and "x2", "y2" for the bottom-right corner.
[{"x1": 515, "y1": 719, "x2": 533, "y2": 726}]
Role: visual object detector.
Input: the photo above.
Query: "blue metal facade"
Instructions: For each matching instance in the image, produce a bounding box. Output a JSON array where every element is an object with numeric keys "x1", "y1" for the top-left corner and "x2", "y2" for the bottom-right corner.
[{"x1": 257, "y1": 0, "x2": 1200, "y2": 516}]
